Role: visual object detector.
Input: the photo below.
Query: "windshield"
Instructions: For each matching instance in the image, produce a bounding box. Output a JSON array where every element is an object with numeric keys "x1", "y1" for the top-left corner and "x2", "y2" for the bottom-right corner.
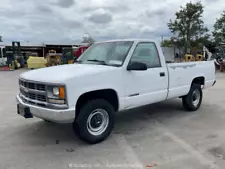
[{"x1": 77, "y1": 41, "x2": 133, "y2": 66}]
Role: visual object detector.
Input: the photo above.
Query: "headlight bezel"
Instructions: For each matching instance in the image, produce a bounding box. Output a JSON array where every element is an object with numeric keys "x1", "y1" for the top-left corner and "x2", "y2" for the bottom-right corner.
[{"x1": 47, "y1": 85, "x2": 67, "y2": 105}]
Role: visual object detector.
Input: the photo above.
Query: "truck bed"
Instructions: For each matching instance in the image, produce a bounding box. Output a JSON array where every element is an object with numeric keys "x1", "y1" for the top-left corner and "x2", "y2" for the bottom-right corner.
[{"x1": 166, "y1": 61, "x2": 215, "y2": 99}]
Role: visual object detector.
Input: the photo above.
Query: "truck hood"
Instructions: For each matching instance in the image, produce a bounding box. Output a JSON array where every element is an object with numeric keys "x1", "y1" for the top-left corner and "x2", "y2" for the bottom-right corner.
[{"x1": 20, "y1": 64, "x2": 118, "y2": 83}]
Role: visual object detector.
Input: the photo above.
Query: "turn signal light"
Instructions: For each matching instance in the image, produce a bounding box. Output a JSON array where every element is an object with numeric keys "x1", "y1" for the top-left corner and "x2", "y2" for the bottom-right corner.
[{"x1": 59, "y1": 87, "x2": 65, "y2": 99}]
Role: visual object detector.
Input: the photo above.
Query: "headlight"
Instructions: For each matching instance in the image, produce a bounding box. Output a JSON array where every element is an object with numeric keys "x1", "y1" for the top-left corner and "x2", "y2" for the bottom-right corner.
[
  {"x1": 53, "y1": 87, "x2": 59, "y2": 96},
  {"x1": 47, "y1": 86, "x2": 66, "y2": 104}
]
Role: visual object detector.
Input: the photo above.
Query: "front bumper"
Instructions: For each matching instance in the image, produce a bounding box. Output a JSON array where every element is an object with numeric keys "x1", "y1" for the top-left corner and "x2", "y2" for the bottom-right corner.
[{"x1": 16, "y1": 95, "x2": 75, "y2": 123}]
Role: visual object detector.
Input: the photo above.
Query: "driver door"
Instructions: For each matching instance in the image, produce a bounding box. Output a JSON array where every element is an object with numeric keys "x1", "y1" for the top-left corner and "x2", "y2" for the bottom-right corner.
[{"x1": 124, "y1": 42, "x2": 168, "y2": 109}]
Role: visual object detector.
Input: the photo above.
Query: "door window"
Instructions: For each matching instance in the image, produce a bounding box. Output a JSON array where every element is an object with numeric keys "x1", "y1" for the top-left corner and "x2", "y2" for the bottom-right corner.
[{"x1": 130, "y1": 42, "x2": 161, "y2": 68}]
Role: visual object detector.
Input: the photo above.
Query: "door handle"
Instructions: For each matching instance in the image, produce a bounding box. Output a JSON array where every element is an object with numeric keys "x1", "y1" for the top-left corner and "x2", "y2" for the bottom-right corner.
[{"x1": 160, "y1": 72, "x2": 165, "y2": 77}]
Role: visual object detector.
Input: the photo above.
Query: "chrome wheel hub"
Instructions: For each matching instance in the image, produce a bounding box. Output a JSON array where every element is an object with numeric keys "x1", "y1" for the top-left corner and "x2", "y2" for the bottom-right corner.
[{"x1": 87, "y1": 109, "x2": 109, "y2": 136}]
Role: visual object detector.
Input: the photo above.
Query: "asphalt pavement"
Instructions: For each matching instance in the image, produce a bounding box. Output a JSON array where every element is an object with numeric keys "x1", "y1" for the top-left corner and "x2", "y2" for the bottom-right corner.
[{"x1": 0, "y1": 69, "x2": 225, "y2": 169}]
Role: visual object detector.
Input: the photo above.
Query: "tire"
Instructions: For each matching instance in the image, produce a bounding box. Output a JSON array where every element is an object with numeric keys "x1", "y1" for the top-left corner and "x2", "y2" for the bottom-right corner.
[
  {"x1": 182, "y1": 84, "x2": 203, "y2": 111},
  {"x1": 73, "y1": 99, "x2": 115, "y2": 144}
]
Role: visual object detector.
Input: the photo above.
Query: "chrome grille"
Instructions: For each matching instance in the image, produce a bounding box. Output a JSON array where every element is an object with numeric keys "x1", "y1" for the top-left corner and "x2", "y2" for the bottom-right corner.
[{"x1": 19, "y1": 79, "x2": 47, "y2": 107}]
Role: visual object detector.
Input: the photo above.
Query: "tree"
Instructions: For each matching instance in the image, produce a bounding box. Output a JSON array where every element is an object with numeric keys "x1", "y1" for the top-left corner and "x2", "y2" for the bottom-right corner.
[
  {"x1": 0, "y1": 36, "x2": 2, "y2": 42},
  {"x1": 81, "y1": 35, "x2": 95, "y2": 44},
  {"x1": 161, "y1": 37, "x2": 187, "y2": 55},
  {"x1": 161, "y1": 39, "x2": 173, "y2": 47},
  {"x1": 213, "y1": 11, "x2": 225, "y2": 45},
  {"x1": 168, "y1": 2, "x2": 209, "y2": 53}
]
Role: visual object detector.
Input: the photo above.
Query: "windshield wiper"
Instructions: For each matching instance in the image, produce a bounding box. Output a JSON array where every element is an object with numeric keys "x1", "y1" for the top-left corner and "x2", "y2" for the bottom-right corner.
[
  {"x1": 87, "y1": 59, "x2": 107, "y2": 65},
  {"x1": 74, "y1": 60, "x2": 82, "y2": 63}
]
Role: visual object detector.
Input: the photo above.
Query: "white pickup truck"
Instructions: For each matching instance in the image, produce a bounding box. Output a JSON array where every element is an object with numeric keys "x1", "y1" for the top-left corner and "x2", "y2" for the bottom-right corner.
[{"x1": 16, "y1": 39, "x2": 216, "y2": 144}]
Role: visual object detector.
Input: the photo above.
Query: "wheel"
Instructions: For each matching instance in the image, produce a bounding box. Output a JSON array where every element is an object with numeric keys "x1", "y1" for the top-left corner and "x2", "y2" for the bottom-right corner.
[
  {"x1": 182, "y1": 84, "x2": 202, "y2": 111},
  {"x1": 73, "y1": 99, "x2": 115, "y2": 144}
]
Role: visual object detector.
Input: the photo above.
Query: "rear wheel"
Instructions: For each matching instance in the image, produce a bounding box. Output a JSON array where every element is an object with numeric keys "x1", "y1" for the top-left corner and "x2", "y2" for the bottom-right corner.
[
  {"x1": 73, "y1": 99, "x2": 115, "y2": 144},
  {"x1": 182, "y1": 84, "x2": 202, "y2": 111}
]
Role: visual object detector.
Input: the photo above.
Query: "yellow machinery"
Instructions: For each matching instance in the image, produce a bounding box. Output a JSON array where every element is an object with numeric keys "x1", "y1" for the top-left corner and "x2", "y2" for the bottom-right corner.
[
  {"x1": 27, "y1": 56, "x2": 47, "y2": 69},
  {"x1": 190, "y1": 48, "x2": 204, "y2": 62},
  {"x1": 46, "y1": 50, "x2": 61, "y2": 67},
  {"x1": 184, "y1": 54, "x2": 195, "y2": 62},
  {"x1": 8, "y1": 61, "x2": 19, "y2": 70},
  {"x1": 68, "y1": 60, "x2": 74, "y2": 64},
  {"x1": 195, "y1": 54, "x2": 204, "y2": 61}
]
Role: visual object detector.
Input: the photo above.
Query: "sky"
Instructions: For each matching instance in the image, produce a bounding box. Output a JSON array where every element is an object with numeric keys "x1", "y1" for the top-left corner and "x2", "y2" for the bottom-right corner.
[{"x1": 0, "y1": 0, "x2": 224, "y2": 44}]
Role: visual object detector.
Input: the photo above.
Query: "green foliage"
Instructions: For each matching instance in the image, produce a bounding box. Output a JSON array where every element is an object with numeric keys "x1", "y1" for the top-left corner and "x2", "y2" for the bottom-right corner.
[
  {"x1": 168, "y1": 1, "x2": 209, "y2": 52},
  {"x1": 213, "y1": 11, "x2": 225, "y2": 44},
  {"x1": 161, "y1": 40, "x2": 173, "y2": 47},
  {"x1": 190, "y1": 34, "x2": 211, "y2": 48},
  {"x1": 161, "y1": 37, "x2": 185, "y2": 49}
]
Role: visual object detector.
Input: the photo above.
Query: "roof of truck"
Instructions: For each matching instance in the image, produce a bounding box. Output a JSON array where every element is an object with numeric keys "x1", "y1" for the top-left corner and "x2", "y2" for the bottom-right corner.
[{"x1": 97, "y1": 39, "x2": 155, "y2": 43}]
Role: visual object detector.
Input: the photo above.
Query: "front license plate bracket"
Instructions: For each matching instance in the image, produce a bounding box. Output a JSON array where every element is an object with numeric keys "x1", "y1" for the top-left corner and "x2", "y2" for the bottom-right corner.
[{"x1": 17, "y1": 104, "x2": 33, "y2": 119}]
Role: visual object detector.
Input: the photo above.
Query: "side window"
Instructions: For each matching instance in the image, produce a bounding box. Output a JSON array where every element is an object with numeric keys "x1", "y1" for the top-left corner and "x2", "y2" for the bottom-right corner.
[{"x1": 130, "y1": 42, "x2": 161, "y2": 68}]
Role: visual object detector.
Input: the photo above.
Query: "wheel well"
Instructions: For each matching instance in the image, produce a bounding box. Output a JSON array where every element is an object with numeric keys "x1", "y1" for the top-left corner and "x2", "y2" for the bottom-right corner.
[
  {"x1": 76, "y1": 89, "x2": 119, "y2": 117},
  {"x1": 192, "y1": 77, "x2": 205, "y2": 86}
]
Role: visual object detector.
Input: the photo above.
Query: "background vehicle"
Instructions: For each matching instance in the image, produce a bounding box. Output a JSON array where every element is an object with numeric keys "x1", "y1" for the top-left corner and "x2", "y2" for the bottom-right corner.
[
  {"x1": 61, "y1": 47, "x2": 74, "y2": 64},
  {"x1": 74, "y1": 45, "x2": 90, "y2": 59},
  {"x1": 46, "y1": 50, "x2": 61, "y2": 66},
  {"x1": 4, "y1": 41, "x2": 25, "y2": 69},
  {"x1": 0, "y1": 46, "x2": 6, "y2": 66},
  {"x1": 16, "y1": 39, "x2": 216, "y2": 144}
]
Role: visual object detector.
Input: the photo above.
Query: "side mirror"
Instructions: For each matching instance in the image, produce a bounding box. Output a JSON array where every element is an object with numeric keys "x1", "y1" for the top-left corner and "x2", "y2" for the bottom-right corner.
[{"x1": 127, "y1": 61, "x2": 147, "y2": 71}]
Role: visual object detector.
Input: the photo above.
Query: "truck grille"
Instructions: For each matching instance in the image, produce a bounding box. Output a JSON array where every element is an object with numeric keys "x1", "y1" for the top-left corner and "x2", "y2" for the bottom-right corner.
[{"x1": 19, "y1": 79, "x2": 47, "y2": 107}]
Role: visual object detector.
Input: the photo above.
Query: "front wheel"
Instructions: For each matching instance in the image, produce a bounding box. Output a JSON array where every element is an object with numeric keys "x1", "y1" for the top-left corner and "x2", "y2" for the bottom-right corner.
[
  {"x1": 182, "y1": 84, "x2": 203, "y2": 111},
  {"x1": 73, "y1": 99, "x2": 115, "y2": 144}
]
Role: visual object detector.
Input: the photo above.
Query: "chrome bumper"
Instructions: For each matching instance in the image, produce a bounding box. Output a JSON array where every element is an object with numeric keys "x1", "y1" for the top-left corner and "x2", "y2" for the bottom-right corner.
[{"x1": 16, "y1": 95, "x2": 75, "y2": 123}]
